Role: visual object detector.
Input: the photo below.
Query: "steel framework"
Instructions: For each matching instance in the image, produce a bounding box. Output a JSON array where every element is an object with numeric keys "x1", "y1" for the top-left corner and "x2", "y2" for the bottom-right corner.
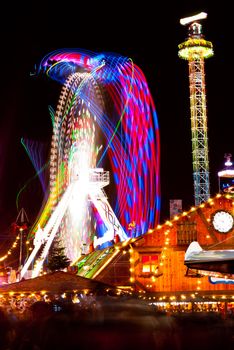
[
  {"x1": 178, "y1": 15, "x2": 214, "y2": 205},
  {"x1": 20, "y1": 168, "x2": 128, "y2": 280}
]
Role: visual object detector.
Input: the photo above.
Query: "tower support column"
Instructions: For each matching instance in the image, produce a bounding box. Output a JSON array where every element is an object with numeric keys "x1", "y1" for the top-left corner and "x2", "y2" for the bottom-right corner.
[{"x1": 178, "y1": 12, "x2": 214, "y2": 205}]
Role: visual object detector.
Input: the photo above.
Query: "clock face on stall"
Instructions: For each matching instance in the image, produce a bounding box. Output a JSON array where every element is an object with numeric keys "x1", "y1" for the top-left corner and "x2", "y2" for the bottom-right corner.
[{"x1": 211, "y1": 210, "x2": 234, "y2": 233}]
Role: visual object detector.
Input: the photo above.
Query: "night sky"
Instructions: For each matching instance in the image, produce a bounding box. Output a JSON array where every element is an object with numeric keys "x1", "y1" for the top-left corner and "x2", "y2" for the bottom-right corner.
[{"x1": 0, "y1": 2, "x2": 233, "y2": 242}]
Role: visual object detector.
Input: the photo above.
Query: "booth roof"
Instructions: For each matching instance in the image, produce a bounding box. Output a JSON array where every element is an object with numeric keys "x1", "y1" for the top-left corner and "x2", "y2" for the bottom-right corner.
[{"x1": 0, "y1": 271, "x2": 114, "y2": 294}]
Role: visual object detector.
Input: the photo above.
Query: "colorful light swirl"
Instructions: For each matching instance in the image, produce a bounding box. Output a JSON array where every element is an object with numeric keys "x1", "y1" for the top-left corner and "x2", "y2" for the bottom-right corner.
[{"x1": 35, "y1": 49, "x2": 160, "y2": 260}]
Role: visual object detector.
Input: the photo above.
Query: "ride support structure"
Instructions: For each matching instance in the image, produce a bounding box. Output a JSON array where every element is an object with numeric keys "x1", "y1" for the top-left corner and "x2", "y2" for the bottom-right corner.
[
  {"x1": 178, "y1": 12, "x2": 214, "y2": 206},
  {"x1": 20, "y1": 168, "x2": 128, "y2": 280}
]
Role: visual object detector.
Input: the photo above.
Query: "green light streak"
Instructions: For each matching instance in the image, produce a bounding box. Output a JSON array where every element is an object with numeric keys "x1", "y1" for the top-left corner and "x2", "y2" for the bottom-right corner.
[{"x1": 16, "y1": 162, "x2": 49, "y2": 211}]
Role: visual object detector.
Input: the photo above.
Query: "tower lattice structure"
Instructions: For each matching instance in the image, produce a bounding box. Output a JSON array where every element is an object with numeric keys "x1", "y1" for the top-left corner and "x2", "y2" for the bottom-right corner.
[{"x1": 178, "y1": 13, "x2": 214, "y2": 206}]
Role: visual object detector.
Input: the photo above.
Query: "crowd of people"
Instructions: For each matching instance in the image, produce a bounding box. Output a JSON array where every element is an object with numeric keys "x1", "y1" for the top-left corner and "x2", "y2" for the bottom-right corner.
[{"x1": 0, "y1": 295, "x2": 234, "y2": 349}]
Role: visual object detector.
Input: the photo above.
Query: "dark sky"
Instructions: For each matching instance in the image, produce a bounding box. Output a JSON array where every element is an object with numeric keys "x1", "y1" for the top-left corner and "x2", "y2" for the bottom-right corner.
[{"x1": 0, "y1": 1, "x2": 233, "y2": 238}]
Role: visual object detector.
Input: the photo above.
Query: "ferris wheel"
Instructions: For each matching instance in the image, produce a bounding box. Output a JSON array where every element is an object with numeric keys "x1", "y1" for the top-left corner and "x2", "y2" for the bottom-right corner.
[
  {"x1": 20, "y1": 49, "x2": 161, "y2": 279},
  {"x1": 49, "y1": 72, "x2": 104, "y2": 262}
]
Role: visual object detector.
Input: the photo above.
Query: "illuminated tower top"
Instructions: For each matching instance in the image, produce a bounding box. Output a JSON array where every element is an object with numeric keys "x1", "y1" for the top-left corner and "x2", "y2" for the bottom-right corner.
[
  {"x1": 178, "y1": 12, "x2": 214, "y2": 60},
  {"x1": 218, "y1": 154, "x2": 234, "y2": 196}
]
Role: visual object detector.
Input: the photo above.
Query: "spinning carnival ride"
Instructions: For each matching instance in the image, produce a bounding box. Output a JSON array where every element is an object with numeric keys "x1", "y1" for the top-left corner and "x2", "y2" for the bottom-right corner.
[{"x1": 21, "y1": 49, "x2": 160, "y2": 279}]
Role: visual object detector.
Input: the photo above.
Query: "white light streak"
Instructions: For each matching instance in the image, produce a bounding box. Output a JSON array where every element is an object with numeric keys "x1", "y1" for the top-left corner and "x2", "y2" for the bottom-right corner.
[{"x1": 180, "y1": 12, "x2": 207, "y2": 26}]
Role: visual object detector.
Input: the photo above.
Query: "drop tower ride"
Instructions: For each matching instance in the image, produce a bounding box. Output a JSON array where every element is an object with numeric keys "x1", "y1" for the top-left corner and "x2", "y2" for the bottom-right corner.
[{"x1": 178, "y1": 12, "x2": 214, "y2": 206}]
